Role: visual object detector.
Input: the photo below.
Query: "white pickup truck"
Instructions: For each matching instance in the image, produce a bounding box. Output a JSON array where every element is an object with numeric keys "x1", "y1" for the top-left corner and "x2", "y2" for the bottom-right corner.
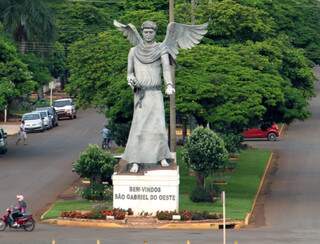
[{"x1": 53, "y1": 98, "x2": 77, "y2": 120}]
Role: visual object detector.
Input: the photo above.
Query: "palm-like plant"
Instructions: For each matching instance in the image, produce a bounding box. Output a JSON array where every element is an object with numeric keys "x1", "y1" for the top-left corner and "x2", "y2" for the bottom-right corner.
[{"x1": 1, "y1": 0, "x2": 55, "y2": 54}]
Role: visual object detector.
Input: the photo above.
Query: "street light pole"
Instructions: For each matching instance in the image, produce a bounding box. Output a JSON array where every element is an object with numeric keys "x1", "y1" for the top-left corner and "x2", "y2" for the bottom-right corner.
[{"x1": 169, "y1": 0, "x2": 177, "y2": 161}]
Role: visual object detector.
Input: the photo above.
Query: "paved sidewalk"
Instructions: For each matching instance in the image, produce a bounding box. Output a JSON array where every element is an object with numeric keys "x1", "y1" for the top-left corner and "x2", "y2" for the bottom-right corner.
[{"x1": 0, "y1": 122, "x2": 19, "y2": 135}]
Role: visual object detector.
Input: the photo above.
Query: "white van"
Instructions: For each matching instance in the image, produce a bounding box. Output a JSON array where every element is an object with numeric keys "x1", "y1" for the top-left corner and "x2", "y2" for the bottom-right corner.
[{"x1": 53, "y1": 98, "x2": 77, "y2": 120}]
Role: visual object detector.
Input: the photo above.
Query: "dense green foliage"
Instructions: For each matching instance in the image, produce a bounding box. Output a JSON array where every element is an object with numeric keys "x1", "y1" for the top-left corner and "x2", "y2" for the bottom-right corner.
[
  {"x1": 78, "y1": 183, "x2": 112, "y2": 201},
  {"x1": 176, "y1": 37, "x2": 314, "y2": 132},
  {"x1": 1, "y1": 0, "x2": 55, "y2": 53},
  {"x1": 62, "y1": 0, "x2": 318, "y2": 145},
  {"x1": 73, "y1": 144, "x2": 117, "y2": 185},
  {"x1": 190, "y1": 186, "x2": 214, "y2": 203},
  {"x1": 239, "y1": 0, "x2": 320, "y2": 63},
  {"x1": 21, "y1": 53, "x2": 51, "y2": 88},
  {"x1": 1, "y1": 0, "x2": 319, "y2": 143},
  {"x1": 0, "y1": 37, "x2": 35, "y2": 110},
  {"x1": 183, "y1": 127, "x2": 228, "y2": 188}
]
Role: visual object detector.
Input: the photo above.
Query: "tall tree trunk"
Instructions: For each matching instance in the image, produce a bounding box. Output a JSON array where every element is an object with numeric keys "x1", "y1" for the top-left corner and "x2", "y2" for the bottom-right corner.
[
  {"x1": 182, "y1": 118, "x2": 187, "y2": 144},
  {"x1": 19, "y1": 37, "x2": 27, "y2": 54},
  {"x1": 19, "y1": 18, "x2": 27, "y2": 54},
  {"x1": 196, "y1": 172, "x2": 205, "y2": 188}
]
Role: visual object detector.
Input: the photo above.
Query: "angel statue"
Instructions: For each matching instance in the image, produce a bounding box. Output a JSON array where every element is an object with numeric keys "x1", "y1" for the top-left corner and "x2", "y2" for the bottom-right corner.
[{"x1": 114, "y1": 19, "x2": 207, "y2": 173}]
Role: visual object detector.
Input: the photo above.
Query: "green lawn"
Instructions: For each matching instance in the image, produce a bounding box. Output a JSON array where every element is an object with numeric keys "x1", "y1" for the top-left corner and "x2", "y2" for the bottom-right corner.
[
  {"x1": 178, "y1": 148, "x2": 271, "y2": 220},
  {"x1": 43, "y1": 148, "x2": 271, "y2": 221}
]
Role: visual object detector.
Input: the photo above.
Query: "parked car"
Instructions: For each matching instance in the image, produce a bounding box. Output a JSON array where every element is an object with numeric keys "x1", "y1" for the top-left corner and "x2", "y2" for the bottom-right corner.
[
  {"x1": 22, "y1": 112, "x2": 45, "y2": 132},
  {"x1": 242, "y1": 123, "x2": 279, "y2": 141},
  {"x1": 33, "y1": 109, "x2": 52, "y2": 129},
  {"x1": 0, "y1": 128, "x2": 8, "y2": 154},
  {"x1": 36, "y1": 107, "x2": 59, "y2": 127},
  {"x1": 53, "y1": 98, "x2": 77, "y2": 120}
]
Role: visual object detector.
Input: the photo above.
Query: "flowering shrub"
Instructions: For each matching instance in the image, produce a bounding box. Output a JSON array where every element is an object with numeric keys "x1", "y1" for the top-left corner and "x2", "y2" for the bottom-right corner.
[
  {"x1": 156, "y1": 210, "x2": 222, "y2": 221},
  {"x1": 113, "y1": 208, "x2": 126, "y2": 220},
  {"x1": 61, "y1": 208, "x2": 127, "y2": 220},
  {"x1": 61, "y1": 211, "x2": 93, "y2": 219},
  {"x1": 156, "y1": 211, "x2": 178, "y2": 220},
  {"x1": 101, "y1": 210, "x2": 113, "y2": 216},
  {"x1": 180, "y1": 210, "x2": 192, "y2": 221}
]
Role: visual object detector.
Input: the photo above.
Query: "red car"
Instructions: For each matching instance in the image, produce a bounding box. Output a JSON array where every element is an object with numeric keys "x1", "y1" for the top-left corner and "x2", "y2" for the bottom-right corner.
[{"x1": 242, "y1": 123, "x2": 279, "y2": 141}]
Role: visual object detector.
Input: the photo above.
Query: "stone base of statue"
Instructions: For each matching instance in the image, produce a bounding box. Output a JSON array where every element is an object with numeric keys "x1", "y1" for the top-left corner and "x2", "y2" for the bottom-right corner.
[{"x1": 112, "y1": 162, "x2": 179, "y2": 215}]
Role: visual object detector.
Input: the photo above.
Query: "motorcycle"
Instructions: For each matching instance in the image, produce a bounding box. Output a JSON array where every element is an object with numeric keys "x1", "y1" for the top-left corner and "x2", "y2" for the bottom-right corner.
[{"x1": 0, "y1": 208, "x2": 35, "y2": 232}]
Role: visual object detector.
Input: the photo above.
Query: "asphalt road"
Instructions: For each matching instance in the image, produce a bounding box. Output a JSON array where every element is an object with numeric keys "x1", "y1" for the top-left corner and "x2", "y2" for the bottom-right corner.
[
  {"x1": 0, "y1": 109, "x2": 105, "y2": 218},
  {"x1": 1, "y1": 68, "x2": 320, "y2": 243}
]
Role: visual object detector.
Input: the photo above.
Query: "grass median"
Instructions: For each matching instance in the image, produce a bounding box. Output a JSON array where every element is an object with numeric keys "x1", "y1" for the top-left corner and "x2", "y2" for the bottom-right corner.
[
  {"x1": 42, "y1": 147, "x2": 271, "y2": 221},
  {"x1": 178, "y1": 147, "x2": 271, "y2": 220}
]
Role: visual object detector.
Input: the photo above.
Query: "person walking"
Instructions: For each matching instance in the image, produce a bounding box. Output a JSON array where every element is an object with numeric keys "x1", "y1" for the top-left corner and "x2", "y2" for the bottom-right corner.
[{"x1": 16, "y1": 120, "x2": 27, "y2": 145}]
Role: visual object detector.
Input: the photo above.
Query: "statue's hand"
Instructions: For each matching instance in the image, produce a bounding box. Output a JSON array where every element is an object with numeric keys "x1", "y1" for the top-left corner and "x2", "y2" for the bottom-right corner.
[
  {"x1": 127, "y1": 74, "x2": 137, "y2": 90},
  {"x1": 165, "y1": 84, "x2": 175, "y2": 95}
]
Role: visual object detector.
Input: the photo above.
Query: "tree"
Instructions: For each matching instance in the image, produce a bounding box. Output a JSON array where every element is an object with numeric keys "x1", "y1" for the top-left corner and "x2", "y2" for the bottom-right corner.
[
  {"x1": 176, "y1": 0, "x2": 275, "y2": 43},
  {"x1": 50, "y1": 1, "x2": 115, "y2": 45},
  {"x1": 21, "y1": 53, "x2": 51, "y2": 98},
  {"x1": 239, "y1": 0, "x2": 320, "y2": 63},
  {"x1": 0, "y1": 36, "x2": 35, "y2": 110},
  {"x1": 175, "y1": 38, "x2": 314, "y2": 133},
  {"x1": 1, "y1": 0, "x2": 55, "y2": 54},
  {"x1": 64, "y1": 0, "x2": 315, "y2": 145},
  {"x1": 183, "y1": 127, "x2": 228, "y2": 188},
  {"x1": 72, "y1": 144, "x2": 117, "y2": 186},
  {"x1": 121, "y1": 0, "x2": 169, "y2": 11},
  {"x1": 47, "y1": 42, "x2": 66, "y2": 79},
  {"x1": 66, "y1": 31, "x2": 129, "y2": 108},
  {"x1": 66, "y1": 30, "x2": 133, "y2": 144}
]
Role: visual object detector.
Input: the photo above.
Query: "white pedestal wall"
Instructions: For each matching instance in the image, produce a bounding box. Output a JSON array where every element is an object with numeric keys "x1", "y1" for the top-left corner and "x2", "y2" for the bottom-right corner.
[{"x1": 112, "y1": 168, "x2": 179, "y2": 215}]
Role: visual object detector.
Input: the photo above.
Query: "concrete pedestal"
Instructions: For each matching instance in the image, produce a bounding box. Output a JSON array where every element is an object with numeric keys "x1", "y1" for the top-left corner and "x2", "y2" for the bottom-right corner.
[{"x1": 112, "y1": 168, "x2": 179, "y2": 215}]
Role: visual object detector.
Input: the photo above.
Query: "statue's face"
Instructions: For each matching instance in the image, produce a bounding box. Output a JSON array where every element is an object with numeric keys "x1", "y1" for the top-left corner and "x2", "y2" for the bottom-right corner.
[{"x1": 142, "y1": 28, "x2": 156, "y2": 43}]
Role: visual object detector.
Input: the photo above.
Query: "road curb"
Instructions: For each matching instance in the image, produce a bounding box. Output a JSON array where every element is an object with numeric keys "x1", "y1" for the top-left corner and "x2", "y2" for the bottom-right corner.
[
  {"x1": 245, "y1": 152, "x2": 274, "y2": 225},
  {"x1": 279, "y1": 124, "x2": 287, "y2": 138},
  {"x1": 158, "y1": 221, "x2": 244, "y2": 230},
  {"x1": 41, "y1": 218, "x2": 244, "y2": 230},
  {"x1": 40, "y1": 203, "x2": 55, "y2": 220},
  {"x1": 42, "y1": 219, "x2": 125, "y2": 229}
]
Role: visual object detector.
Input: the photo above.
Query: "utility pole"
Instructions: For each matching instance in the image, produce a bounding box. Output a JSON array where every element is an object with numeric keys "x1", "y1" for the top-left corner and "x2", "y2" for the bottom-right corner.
[
  {"x1": 222, "y1": 191, "x2": 226, "y2": 244},
  {"x1": 4, "y1": 105, "x2": 7, "y2": 123},
  {"x1": 191, "y1": 0, "x2": 196, "y2": 24},
  {"x1": 169, "y1": 0, "x2": 177, "y2": 161}
]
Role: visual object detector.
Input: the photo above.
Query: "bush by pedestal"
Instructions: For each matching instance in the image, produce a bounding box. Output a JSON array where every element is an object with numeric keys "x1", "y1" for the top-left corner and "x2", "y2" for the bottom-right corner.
[{"x1": 183, "y1": 127, "x2": 228, "y2": 202}]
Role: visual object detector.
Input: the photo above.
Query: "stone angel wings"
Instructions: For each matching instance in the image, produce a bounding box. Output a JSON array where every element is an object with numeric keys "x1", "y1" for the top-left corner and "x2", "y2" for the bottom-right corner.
[{"x1": 114, "y1": 20, "x2": 208, "y2": 61}]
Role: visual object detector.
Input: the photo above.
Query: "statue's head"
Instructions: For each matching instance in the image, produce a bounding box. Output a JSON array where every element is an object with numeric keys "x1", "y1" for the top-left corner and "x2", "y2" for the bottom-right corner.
[{"x1": 141, "y1": 21, "x2": 157, "y2": 43}]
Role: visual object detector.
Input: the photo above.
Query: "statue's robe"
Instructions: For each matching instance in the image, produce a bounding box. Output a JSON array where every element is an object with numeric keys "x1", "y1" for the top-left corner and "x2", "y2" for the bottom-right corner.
[{"x1": 121, "y1": 43, "x2": 172, "y2": 164}]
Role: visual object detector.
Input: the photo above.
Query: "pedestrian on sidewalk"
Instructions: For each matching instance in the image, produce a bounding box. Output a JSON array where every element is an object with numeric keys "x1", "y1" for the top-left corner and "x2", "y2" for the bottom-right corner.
[{"x1": 16, "y1": 120, "x2": 27, "y2": 145}]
